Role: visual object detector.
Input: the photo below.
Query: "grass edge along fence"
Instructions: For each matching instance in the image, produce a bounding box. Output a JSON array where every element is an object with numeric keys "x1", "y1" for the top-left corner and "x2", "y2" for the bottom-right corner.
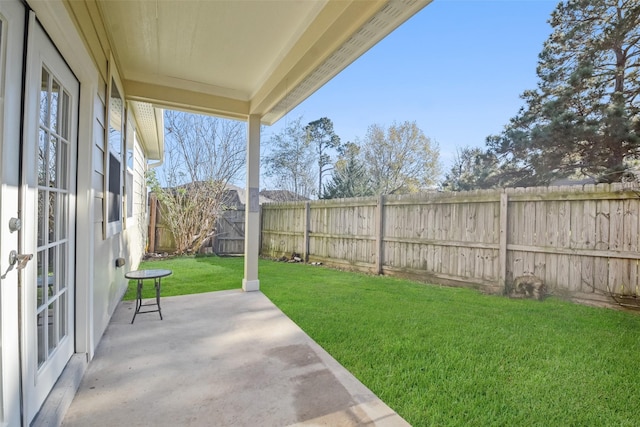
[{"x1": 261, "y1": 183, "x2": 640, "y2": 305}]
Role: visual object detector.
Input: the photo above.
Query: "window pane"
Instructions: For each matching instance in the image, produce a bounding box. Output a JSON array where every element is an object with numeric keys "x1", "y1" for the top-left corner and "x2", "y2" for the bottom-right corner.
[
  {"x1": 108, "y1": 152, "x2": 121, "y2": 222},
  {"x1": 37, "y1": 250, "x2": 45, "y2": 308},
  {"x1": 108, "y1": 80, "x2": 122, "y2": 156},
  {"x1": 58, "y1": 243, "x2": 67, "y2": 291},
  {"x1": 38, "y1": 190, "x2": 45, "y2": 247},
  {"x1": 37, "y1": 310, "x2": 46, "y2": 367},
  {"x1": 108, "y1": 78, "x2": 123, "y2": 227},
  {"x1": 48, "y1": 300, "x2": 57, "y2": 354},
  {"x1": 51, "y1": 79, "x2": 60, "y2": 132},
  {"x1": 48, "y1": 247, "x2": 55, "y2": 296},
  {"x1": 48, "y1": 192, "x2": 57, "y2": 243},
  {"x1": 38, "y1": 128, "x2": 47, "y2": 186},
  {"x1": 40, "y1": 68, "x2": 49, "y2": 127},
  {"x1": 59, "y1": 140, "x2": 68, "y2": 190},
  {"x1": 127, "y1": 170, "x2": 134, "y2": 218},
  {"x1": 59, "y1": 292, "x2": 67, "y2": 340},
  {"x1": 59, "y1": 193, "x2": 68, "y2": 239},
  {"x1": 49, "y1": 135, "x2": 57, "y2": 188},
  {"x1": 61, "y1": 90, "x2": 70, "y2": 139}
]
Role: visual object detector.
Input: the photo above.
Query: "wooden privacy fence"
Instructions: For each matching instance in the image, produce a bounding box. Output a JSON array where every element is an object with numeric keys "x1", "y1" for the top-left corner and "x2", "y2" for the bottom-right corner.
[
  {"x1": 261, "y1": 184, "x2": 640, "y2": 298},
  {"x1": 148, "y1": 193, "x2": 245, "y2": 255}
]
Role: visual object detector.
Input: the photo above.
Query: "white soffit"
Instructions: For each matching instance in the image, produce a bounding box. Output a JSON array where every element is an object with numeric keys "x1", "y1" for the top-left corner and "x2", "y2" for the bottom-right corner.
[
  {"x1": 95, "y1": 0, "x2": 432, "y2": 124},
  {"x1": 130, "y1": 101, "x2": 163, "y2": 161},
  {"x1": 102, "y1": 0, "x2": 324, "y2": 96}
]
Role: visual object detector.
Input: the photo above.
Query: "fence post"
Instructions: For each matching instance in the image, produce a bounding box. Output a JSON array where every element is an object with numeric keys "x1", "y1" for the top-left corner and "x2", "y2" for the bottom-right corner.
[
  {"x1": 498, "y1": 192, "x2": 508, "y2": 290},
  {"x1": 375, "y1": 195, "x2": 385, "y2": 275},
  {"x1": 304, "y1": 202, "x2": 310, "y2": 262},
  {"x1": 148, "y1": 193, "x2": 157, "y2": 253}
]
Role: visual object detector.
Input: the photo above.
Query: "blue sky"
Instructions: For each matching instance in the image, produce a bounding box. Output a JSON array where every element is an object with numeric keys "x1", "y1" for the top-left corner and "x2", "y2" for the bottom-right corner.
[{"x1": 263, "y1": 0, "x2": 559, "y2": 176}]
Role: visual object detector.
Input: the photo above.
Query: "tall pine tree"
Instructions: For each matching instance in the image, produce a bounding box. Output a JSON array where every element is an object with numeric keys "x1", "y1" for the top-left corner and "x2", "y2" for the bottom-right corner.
[
  {"x1": 304, "y1": 117, "x2": 342, "y2": 196},
  {"x1": 488, "y1": 0, "x2": 640, "y2": 185},
  {"x1": 322, "y1": 143, "x2": 372, "y2": 199}
]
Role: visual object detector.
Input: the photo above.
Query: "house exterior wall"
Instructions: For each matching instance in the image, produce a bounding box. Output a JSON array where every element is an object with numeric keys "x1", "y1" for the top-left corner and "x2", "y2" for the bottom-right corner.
[
  {"x1": 127, "y1": 131, "x2": 149, "y2": 263},
  {"x1": 0, "y1": 1, "x2": 153, "y2": 423},
  {"x1": 33, "y1": 0, "x2": 152, "y2": 352},
  {"x1": 90, "y1": 85, "x2": 149, "y2": 345}
]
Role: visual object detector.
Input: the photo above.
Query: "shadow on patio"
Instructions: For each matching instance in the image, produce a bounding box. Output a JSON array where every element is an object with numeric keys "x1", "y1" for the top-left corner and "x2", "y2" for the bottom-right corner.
[{"x1": 62, "y1": 290, "x2": 409, "y2": 426}]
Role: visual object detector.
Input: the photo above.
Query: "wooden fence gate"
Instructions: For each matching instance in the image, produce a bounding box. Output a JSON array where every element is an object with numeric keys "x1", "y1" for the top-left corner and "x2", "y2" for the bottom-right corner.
[{"x1": 211, "y1": 209, "x2": 245, "y2": 255}]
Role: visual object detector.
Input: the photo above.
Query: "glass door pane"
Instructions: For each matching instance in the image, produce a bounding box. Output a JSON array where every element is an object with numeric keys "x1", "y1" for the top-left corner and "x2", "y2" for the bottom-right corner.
[{"x1": 35, "y1": 66, "x2": 71, "y2": 369}]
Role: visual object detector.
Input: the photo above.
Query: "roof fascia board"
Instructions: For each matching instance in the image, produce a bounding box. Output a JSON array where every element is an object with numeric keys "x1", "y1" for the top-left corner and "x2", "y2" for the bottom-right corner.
[
  {"x1": 154, "y1": 107, "x2": 165, "y2": 162},
  {"x1": 258, "y1": 0, "x2": 434, "y2": 125},
  {"x1": 250, "y1": 0, "x2": 386, "y2": 118}
]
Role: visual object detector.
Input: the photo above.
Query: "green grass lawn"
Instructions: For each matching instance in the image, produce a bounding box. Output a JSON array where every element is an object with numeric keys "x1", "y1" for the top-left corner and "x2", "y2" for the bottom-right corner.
[
  {"x1": 126, "y1": 256, "x2": 640, "y2": 426},
  {"x1": 122, "y1": 255, "x2": 245, "y2": 300}
]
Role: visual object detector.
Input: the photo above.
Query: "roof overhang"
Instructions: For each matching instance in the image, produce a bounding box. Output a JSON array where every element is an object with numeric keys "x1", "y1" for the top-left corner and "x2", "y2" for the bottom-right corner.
[
  {"x1": 64, "y1": 0, "x2": 432, "y2": 159},
  {"x1": 129, "y1": 101, "x2": 164, "y2": 161}
]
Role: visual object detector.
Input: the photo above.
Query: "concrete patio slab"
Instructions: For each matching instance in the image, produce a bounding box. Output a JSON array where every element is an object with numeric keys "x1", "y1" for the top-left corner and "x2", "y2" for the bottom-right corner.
[{"x1": 62, "y1": 290, "x2": 410, "y2": 427}]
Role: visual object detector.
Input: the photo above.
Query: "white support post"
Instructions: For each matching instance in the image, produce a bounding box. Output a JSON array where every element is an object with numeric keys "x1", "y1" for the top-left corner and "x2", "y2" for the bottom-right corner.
[{"x1": 243, "y1": 115, "x2": 261, "y2": 292}]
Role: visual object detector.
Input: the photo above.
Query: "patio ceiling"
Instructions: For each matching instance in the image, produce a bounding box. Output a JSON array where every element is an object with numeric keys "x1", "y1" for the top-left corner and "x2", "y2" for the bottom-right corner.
[{"x1": 83, "y1": 0, "x2": 432, "y2": 126}]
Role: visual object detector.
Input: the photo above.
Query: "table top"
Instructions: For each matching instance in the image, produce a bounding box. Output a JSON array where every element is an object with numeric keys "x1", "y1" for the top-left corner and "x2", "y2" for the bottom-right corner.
[{"x1": 125, "y1": 269, "x2": 173, "y2": 280}]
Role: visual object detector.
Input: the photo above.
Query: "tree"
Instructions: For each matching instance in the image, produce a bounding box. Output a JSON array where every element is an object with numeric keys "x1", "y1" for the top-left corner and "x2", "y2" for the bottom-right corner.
[
  {"x1": 322, "y1": 142, "x2": 373, "y2": 199},
  {"x1": 263, "y1": 116, "x2": 315, "y2": 198},
  {"x1": 361, "y1": 121, "x2": 441, "y2": 195},
  {"x1": 305, "y1": 117, "x2": 342, "y2": 196},
  {"x1": 441, "y1": 147, "x2": 502, "y2": 191},
  {"x1": 487, "y1": 0, "x2": 640, "y2": 185},
  {"x1": 149, "y1": 110, "x2": 246, "y2": 254}
]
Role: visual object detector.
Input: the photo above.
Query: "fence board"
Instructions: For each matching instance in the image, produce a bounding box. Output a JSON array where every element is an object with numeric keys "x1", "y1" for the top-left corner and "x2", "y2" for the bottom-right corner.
[
  {"x1": 568, "y1": 255, "x2": 582, "y2": 292},
  {"x1": 594, "y1": 199, "x2": 610, "y2": 292},
  {"x1": 546, "y1": 200, "x2": 558, "y2": 247},
  {"x1": 609, "y1": 199, "x2": 625, "y2": 294},
  {"x1": 558, "y1": 199, "x2": 571, "y2": 249},
  {"x1": 260, "y1": 185, "x2": 640, "y2": 298},
  {"x1": 212, "y1": 209, "x2": 245, "y2": 255},
  {"x1": 625, "y1": 199, "x2": 638, "y2": 293},
  {"x1": 534, "y1": 252, "x2": 546, "y2": 282}
]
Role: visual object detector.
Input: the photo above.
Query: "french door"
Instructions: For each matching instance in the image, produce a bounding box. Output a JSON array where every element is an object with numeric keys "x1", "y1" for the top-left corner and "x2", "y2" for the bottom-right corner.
[
  {"x1": 21, "y1": 19, "x2": 78, "y2": 424},
  {"x1": 0, "y1": 1, "x2": 26, "y2": 426}
]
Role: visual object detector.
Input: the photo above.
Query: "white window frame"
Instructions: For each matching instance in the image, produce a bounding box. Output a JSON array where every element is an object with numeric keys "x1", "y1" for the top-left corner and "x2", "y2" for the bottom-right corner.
[
  {"x1": 125, "y1": 120, "x2": 135, "y2": 221},
  {"x1": 104, "y1": 56, "x2": 125, "y2": 238}
]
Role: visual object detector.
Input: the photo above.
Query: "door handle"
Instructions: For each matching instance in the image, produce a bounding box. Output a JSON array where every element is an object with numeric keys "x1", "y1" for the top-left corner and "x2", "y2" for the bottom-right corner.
[
  {"x1": 1, "y1": 250, "x2": 33, "y2": 279},
  {"x1": 11, "y1": 251, "x2": 33, "y2": 270}
]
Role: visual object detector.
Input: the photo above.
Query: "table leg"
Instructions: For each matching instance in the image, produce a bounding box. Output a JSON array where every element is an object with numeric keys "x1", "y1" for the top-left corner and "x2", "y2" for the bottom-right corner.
[
  {"x1": 155, "y1": 277, "x2": 163, "y2": 320},
  {"x1": 131, "y1": 279, "x2": 143, "y2": 324}
]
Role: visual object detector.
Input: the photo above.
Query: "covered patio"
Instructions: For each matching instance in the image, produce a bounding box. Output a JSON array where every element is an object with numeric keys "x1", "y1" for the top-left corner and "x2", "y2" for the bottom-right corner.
[
  {"x1": 64, "y1": 0, "x2": 433, "y2": 292},
  {"x1": 0, "y1": 1, "x2": 437, "y2": 425},
  {"x1": 37, "y1": 0, "x2": 434, "y2": 425},
  {"x1": 61, "y1": 290, "x2": 408, "y2": 426}
]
